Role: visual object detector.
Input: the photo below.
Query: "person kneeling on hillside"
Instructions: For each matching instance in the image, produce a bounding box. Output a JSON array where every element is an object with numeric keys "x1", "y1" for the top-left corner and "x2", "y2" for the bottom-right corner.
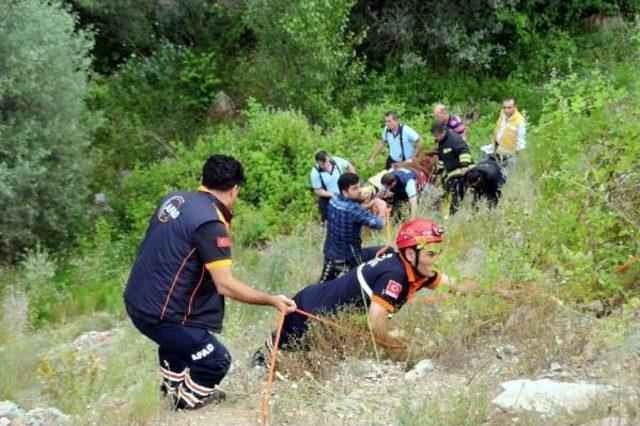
[
  {"x1": 320, "y1": 172, "x2": 390, "y2": 282},
  {"x1": 380, "y1": 168, "x2": 421, "y2": 219},
  {"x1": 464, "y1": 158, "x2": 506, "y2": 208},
  {"x1": 123, "y1": 155, "x2": 296, "y2": 411},
  {"x1": 252, "y1": 218, "x2": 475, "y2": 366},
  {"x1": 432, "y1": 124, "x2": 473, "y2": 215}
]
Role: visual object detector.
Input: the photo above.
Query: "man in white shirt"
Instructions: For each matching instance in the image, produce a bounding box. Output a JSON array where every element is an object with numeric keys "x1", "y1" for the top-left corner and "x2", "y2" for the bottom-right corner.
[{"x1": 481, "y1": 98, "x2": 526, "y2": 167}]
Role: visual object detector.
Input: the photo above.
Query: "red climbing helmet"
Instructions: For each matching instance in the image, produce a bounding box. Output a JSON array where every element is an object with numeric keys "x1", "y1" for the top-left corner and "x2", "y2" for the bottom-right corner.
[{"x1": 396, "y1": 218, "x2": 444, "y2": 249}]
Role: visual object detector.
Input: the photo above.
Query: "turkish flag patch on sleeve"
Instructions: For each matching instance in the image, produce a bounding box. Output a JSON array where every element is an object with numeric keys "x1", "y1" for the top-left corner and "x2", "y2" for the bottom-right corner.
[
  {"x1": 216, "y1": 237, "x2": 231, "y2": 248},
  {"x1": 384, "y1": 280, "x2": 403, "y2": 300}
]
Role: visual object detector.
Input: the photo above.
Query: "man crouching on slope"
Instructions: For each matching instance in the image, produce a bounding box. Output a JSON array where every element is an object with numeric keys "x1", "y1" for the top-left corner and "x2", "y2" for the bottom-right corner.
[
  {"x1": 124, "y1": 154, "x2": 296, "y2": 410},
  {"x1": 253, "y1": 218, "x2": 475, "y2": 365}
]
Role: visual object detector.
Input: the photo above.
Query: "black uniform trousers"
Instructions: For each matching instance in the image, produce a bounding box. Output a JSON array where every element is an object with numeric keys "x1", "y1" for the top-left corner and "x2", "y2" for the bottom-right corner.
[
  {"x1": 128, "y1": 313, "x2": 231, "y2": 410},
  {"x1": 445, "y1": 176, "x2": 466, "y2": 215},
  {"x1": 319, "y1": 246, "x2": 384, "y2": 283}
]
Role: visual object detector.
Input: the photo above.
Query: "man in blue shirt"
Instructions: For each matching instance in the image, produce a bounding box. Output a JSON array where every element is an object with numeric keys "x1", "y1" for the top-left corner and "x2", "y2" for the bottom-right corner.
[
  {"x1": 380, "y1": 168, "x2": 420, "y2": 219},
  {"x1": 368, "y1": 111, "x2": 425, "y2": 170},
  {"x1": 310, "y1": 151, "x2": 355, "y2": 222},
  {"x1": 320, "y1": 173, "x2": 390, "y2": 282}
]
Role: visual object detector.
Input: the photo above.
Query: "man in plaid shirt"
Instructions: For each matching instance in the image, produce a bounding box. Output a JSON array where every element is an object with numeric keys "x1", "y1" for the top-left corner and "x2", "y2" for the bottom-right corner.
[{"x1": 319, "y1": 173, "x2": 390, "y2": 282}]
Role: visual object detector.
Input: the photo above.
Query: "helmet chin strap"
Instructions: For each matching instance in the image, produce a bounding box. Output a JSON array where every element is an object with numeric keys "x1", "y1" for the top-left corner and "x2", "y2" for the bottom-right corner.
[
  {"x1": 400, "y1": 248, "x2": 420, "y2": 270},
  {"x1": 411, "y1": 248, "x2": 421, "y2": 269}
]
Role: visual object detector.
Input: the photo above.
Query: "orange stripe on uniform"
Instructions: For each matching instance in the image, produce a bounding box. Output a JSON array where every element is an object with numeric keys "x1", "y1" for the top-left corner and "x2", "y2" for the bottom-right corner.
[
  {"x1": 160, "y1": 248, "x2": 196, "y2": 320},
  {"x1": 371, "y1": 295, "x2": 396, "y2": 313},
  {"x1": 182, "y1": 266, "x2": 206, "y2": 325},
  {"x1": 205, "y1": 259, "x2": 232, "y2": 270}
]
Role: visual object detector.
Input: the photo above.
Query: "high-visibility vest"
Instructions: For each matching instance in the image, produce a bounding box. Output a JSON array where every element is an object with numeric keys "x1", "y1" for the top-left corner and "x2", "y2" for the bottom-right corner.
[{"x1": 493, "y1": 109, "x2": 525, "y2": 155}]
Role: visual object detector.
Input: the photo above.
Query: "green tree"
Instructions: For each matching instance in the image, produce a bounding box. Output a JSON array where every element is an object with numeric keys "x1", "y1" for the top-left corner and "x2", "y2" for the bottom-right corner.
[
  {"x1": 0, "y1": 0, "x2": 101, "y2": 261},
  {"x1": 90, "y1": 43, "x2": 221, "y2": 184},
  {"x1": 242, "y1": 0, "x2": 365, "y2": 122},
  {"x1": 67, "y1": 0, "x2": 249, "y2": 73}
]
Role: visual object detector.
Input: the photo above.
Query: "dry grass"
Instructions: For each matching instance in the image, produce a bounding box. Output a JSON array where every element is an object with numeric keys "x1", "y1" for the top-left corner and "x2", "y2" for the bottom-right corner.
[{"x1": 1, "y1": 160, "x2": 640, "y2": 425}]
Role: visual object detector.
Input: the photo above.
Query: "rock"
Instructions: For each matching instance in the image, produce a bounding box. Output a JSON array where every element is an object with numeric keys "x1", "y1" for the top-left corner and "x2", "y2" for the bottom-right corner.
[
  {"x1": 549, "y1": 362, "x2": 562, "y2": 373},
  {"x1": 0, "y1": 417, "x2": 10, "y2": 426},
  {"x1": 72, "y1": 329, "x2": 120, "y2": 351},
  {"x1": 93, "y1": 193, "x2": 108, "y2": 205},
  {"x1": 0, "y1": 400, "x2": 23, "y2": 419},
  {"x1": 208, "y1": 91, "x2": 237, "y2": 119},
  {"x1": 581, "y1": 417, "x2": 636, "y2": 426},
  {"x1": 581, "y1": 300, "x2": 605, "y2": 316},
  {"x1": 404, "y1": 359, "x2": 437, "y2": 381},
  {"x1": 21, "y1": 407, "x2": 68, "y2": 425},
  {"x1": 496, "y1": 344, "x2": 518, "y2": 360},
  {"x1": 492, "y1": 379, "x2": 616, "y2": 415}
]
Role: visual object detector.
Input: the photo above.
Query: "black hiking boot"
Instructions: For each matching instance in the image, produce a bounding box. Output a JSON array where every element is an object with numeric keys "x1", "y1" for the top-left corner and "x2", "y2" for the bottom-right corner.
[
  {"x1": 251, "y1": 347, "x2": 269, "y2": 369},
  {"x1": 171, "y1": 386, "x2": 226, "y2": 411}
]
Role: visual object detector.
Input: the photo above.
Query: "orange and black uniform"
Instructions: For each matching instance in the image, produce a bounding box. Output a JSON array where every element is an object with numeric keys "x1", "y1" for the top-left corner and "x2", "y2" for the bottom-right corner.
[
  {"x1": 267, "y1": 252, "x2": 441, "y2": 350},
  {"x1": 436, "y1": 129, "x2": 472, "y2": 214},
  {"x1": 124, "y1": 186, "x2": 234, "y2": 409}
]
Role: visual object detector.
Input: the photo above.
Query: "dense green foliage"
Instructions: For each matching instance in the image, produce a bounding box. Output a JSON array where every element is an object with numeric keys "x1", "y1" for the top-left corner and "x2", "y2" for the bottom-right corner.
[
  {"x1": 529, "y1": 65, "x2": 640, "y2": 298},
  {"x1": 0, "y1": 0, "x2": 100, "y2": 261},
  {"x1": 240, "y1": 0, "x2": 365, "y2": 122},
  {"x1": 117, "y1": 101, "x2": 437, "y2": 245},
  {"x1": 90, "y1": 44, "x2": 222, "y2": 184},
  {"x1": 68, "y1": 0, "x2": 248, "y2": 73},
  {"x1": 0, "y1": 0, "x2": 638, "y2": 327},
  {"x1": 1, "y1": 3, "x2": 640, "y2": 424}
]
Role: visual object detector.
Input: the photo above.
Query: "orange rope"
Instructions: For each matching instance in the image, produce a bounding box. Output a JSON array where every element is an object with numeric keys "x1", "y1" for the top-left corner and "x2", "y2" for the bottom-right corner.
[
  {"x1": 260, "y1": 310, "x2": 285, "y2": 425},
  {"x1": 259, "y1": 300, "x2": 455, "y2": 423}
]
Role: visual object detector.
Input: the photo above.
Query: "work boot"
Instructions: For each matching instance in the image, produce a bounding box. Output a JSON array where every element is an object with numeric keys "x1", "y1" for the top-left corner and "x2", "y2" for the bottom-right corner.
[
  {"x1": 171, "y1": 385, "x2": 226, "y2": 411},
  {"x1": 196, "y1": 387, "x2": 226, "y2": 408},
  {"x1": 251, "y1": 347, "x2": 269, "y2": 369}
]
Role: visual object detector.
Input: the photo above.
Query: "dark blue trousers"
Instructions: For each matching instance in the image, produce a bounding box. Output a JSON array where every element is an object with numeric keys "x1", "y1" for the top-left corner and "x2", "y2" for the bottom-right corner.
[
  {"x1": 129, "y1": 314, "x2": 231, "y2": 409},
  {"x1": 319, "y1": 245, "x2": 385, "y2": 283}
]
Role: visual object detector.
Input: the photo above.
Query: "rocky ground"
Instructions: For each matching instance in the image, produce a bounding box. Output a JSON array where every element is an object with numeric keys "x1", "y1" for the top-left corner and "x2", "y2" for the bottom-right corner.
[{"x1": 2, "y1": 299, "x2": 639, "y2": 425}]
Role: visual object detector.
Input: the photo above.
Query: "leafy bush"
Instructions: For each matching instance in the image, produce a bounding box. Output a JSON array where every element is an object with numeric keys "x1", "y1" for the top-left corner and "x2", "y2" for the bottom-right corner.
[
  {"x1": 117, "y1": 100, "x2": 446, "y2": 245},
  {"x1": 241, "y1": 0, "x2": 365, "y2": 122},
  {"x1": 0, "y1": 0, "x2": 101, "y2": 260},
  {"x1": 528, "y1": 64, "x2": 640, "y2": 299},
  {"x1": 90, "y1": 43, "x2": 222, "y2": 186}
]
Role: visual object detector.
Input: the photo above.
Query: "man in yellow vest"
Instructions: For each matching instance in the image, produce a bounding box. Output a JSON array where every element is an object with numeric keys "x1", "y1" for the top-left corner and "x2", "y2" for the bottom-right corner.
[{"x1": 481, "y1": 98, "x2": 526, "y2": 166}]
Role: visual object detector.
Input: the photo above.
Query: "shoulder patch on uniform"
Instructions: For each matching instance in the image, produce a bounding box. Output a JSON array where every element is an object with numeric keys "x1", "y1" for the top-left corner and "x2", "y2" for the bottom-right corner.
[
  {"x1": 384, "y1": 280, "x2": 403, "y2": 300},
  {"x1": 157, "y1": 196, "x2": 185, "y2": 222},
  {"x1": 216, "y1": 237, "x2": 231, "y2": 248}
]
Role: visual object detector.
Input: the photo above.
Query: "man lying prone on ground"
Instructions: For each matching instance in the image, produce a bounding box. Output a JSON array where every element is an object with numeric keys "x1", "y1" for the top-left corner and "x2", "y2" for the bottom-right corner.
[{"x1": 252, "y1": 218, "x2": 475, "y2": 365}]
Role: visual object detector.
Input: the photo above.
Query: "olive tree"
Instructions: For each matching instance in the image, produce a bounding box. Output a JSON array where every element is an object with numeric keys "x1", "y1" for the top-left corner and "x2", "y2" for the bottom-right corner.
[{"x1": 0, "y1": 0, "x2": 100, "y2": 261}]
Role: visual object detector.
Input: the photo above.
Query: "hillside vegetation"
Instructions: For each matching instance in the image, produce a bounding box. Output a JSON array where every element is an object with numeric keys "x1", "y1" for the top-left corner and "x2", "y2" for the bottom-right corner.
[{"x1": 0, "y1": 1, "x2": 639, "y2": 424}]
